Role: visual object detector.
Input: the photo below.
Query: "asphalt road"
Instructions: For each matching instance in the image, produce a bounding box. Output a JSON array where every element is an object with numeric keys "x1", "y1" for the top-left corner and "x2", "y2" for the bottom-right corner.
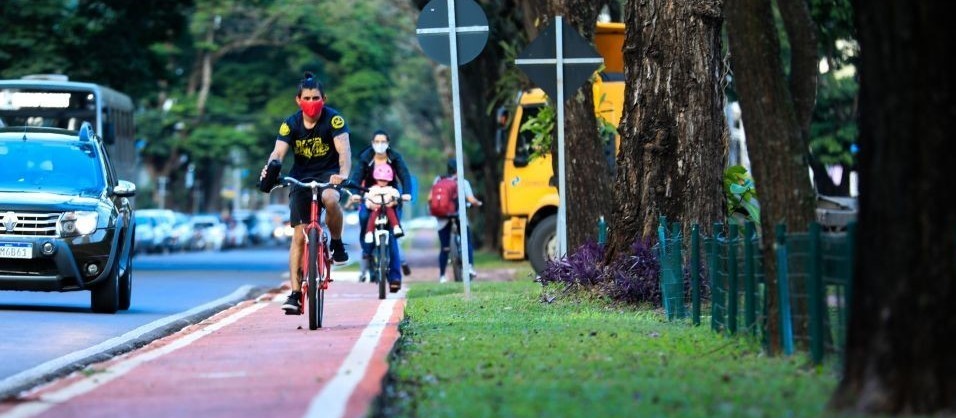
[{"x1": 0, "y1": 246, "x2": 297, "y2": 397}]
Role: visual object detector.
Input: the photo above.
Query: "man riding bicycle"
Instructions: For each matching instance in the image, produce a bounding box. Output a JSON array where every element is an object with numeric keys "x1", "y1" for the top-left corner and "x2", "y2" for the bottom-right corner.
[{"x1": 259, "y1": 71, "x2": 352, "y2": 314}]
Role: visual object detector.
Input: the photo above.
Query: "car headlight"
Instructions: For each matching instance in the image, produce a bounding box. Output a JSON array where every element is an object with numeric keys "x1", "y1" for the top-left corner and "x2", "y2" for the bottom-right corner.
[{"x1": 59, "y1": 211, "x2": 99, "y2": 236}]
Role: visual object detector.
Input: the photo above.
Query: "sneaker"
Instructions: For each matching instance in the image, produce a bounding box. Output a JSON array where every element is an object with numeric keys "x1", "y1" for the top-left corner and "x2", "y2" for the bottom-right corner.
[
  {"x1": 402, "y1": 262, "x2": 411, "y2": 276},
  {"x1": 330, "y1": 239, "x2": 349, "y2": 265},
  {"x1": 281, "y1": 292, "x2": 302, "y2": 314},
  {"x1": 389, "y1": 281, "x2": 401, "y2": 293},
  {"x1": 470, "y1": 269, "x2": 478, "y2": 278},
  {"x1": 439, "y1": 275, "x2": 447, "y2": 283},
  {"x1": 393, "y1": 225, "x2": 404, "y2": 238},
  {"x1": 364, "y1": 232, "x2": 373, "y2": 244}
]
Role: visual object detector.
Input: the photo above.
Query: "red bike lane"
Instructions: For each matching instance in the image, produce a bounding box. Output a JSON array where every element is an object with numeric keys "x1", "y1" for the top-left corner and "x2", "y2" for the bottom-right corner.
[{"x1": 0, "y1": 281, "x2": 405, "y2": 418}]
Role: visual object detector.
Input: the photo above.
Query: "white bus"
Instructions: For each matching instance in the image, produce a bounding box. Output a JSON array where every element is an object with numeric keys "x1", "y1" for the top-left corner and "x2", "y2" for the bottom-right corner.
[{"x1": 0, "y1": 75, "x2": 137, "y2": 181}]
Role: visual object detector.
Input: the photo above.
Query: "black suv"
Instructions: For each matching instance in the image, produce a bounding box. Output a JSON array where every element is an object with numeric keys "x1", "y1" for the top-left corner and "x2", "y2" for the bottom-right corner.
[{"x1": 0, "y1": 124, "x2": 136, "y2": 313}]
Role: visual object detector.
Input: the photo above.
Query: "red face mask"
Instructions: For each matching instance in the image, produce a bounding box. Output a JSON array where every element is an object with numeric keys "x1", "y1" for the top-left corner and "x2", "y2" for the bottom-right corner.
[{"x1": 299, "y1": 97, "x2": 324, "y2": 118}]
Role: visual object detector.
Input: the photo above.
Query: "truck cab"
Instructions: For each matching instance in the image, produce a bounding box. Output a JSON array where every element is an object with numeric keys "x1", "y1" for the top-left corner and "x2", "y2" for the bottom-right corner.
[{"x1": 498, "y1": 23, "x2": 625, "y2": 273}]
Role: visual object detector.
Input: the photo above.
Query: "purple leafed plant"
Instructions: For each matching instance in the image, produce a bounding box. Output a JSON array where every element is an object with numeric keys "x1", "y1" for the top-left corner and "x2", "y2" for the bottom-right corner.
[
  {"x1": 539, "y1": 240, "x2": 606, "y2": 286},
  {"x1": 539, "y1": 238, "x2": 664, "y2": 306},
  {"x1": 606, "y1": 239, "x2": 662, "y2": 305}
]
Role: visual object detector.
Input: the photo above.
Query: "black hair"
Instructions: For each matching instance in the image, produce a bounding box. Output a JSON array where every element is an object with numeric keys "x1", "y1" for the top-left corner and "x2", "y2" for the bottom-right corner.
[
  {"x1": 297, "y1": 71, "x2": 325, "y2": 97},
  {"x1": 446, "y1": 158, "x2": 457, "y2": 175},
  {"x1": 371, "y1": 129, "x2": 390, "y2": 142}
]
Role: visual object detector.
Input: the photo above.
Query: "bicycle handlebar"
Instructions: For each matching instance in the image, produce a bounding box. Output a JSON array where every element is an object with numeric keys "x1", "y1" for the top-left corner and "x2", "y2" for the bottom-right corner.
[{"x1": 277, "y1": 176, "x2": 365, "y2": 192}]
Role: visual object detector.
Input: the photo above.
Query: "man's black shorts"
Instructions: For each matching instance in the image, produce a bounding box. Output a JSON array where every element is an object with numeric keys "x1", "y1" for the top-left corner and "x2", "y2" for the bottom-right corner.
[{"x1": 288, "y1": 172, "x2": 338, "y2": 226}]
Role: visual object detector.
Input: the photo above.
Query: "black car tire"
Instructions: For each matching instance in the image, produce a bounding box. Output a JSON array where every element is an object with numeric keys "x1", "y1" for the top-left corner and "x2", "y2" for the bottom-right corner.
[
  {"x1": 91, "y1": 264, "x2": 120, "y2": 314},
  {"x1": 528, "y1": 215, "x2": 557, "y2": 275},
  {"x1": 119, "y1": 258, "x2": 133, "y2": 311},
  {"x1": 118, "y1": 230, "x2": 134, "y2": 310}
]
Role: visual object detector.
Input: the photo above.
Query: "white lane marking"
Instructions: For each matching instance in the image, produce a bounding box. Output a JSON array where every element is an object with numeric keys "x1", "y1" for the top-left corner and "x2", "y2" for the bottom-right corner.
[
  {"x1": 304, "y1": 298, "x2": 398, "y2": 418},
  {"x1": 0, "y1": 300, "x2": 269, "y2": 418},
  {"x1": 0, "y1": 285, "x2": 254, "y2": 396}
]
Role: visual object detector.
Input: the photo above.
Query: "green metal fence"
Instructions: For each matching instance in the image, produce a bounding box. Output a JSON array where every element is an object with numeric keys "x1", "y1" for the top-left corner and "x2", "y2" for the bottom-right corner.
[{"x1": 656, "y1": 219, "x2": 854, "y2": 366}]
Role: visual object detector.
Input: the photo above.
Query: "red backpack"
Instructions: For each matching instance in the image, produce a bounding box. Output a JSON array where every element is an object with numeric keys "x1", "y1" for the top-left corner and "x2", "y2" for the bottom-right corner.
[{"x1": 429, "y1": 176, "x2": 458, "y2": 217}]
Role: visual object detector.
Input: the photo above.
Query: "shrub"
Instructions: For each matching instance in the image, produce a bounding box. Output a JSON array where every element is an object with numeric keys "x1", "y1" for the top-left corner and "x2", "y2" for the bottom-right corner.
[
  {"x1": 539, "y1": 240, "x2": 605, "y2": 287},
  {"x1": 604, "y1": 239, "x2": 662, "y2": 305},
  {"x1": 540, "y1": 239, "x2": 663, "y2": 306}
]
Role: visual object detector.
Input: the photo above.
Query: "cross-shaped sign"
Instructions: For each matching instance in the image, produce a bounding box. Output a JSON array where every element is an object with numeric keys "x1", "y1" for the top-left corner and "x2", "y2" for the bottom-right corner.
[
  {"x1": 515, "y1": 16, "x2": 604, "y2": 258},
  {"x1": 416, "y1": 0, "x2": 489, "y2": 298}
]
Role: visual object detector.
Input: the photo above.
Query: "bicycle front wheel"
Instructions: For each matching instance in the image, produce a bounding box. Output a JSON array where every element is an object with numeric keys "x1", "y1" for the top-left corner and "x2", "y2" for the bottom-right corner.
[
  {"x1": 307, "y1": 228, "x2": 321, "y2": 330},
  {"x1": 377, "y1": 237, "x2": 389, "y2": 299}
]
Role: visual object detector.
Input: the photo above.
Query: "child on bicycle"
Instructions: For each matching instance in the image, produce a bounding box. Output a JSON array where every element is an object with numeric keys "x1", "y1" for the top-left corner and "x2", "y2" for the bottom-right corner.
[{"x1": 364, "y1": 164, "x2": 405, "y2": 243}]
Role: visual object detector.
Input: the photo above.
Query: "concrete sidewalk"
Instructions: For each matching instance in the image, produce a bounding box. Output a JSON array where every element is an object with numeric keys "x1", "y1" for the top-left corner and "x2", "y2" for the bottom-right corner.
[{"x1": 0, "y1": 282, "x2": 405, "y2": 418}]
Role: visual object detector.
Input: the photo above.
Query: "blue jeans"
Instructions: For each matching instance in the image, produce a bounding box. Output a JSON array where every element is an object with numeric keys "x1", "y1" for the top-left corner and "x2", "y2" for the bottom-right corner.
[
  {"x1": 438, "y1": 219, "x2": 474, "y2": 276},
  {"x1": 359, "y1": 205, "x2": 403, "y2": 282}
]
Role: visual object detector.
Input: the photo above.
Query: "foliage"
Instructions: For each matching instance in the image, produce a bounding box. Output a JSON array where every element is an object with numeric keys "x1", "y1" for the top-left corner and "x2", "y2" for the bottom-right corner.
[
  {"x1": 723, "y1": 165, "x2": 760, "y2": 224},
  {"x1": 604, "y1": 239, "x2": 662, "y2": 305},
  {"x1": 378, "y1": 281, "x2": 837, "y2": 417},
  {"x1": 810, "y1": 72, "x2": 858, "y2": 166},
  {"x1": 518, "y1": 102, "x2": 556, "y2": 161},
  {"x1": 539, "y1": 239, "x2": 662, "y2": 306},
  {"x1": 539, "y1": 240, "x2": 606, "y2": 286},
  {"x1": 0, "y1": 0, "x2": 192, "y2": 101}
]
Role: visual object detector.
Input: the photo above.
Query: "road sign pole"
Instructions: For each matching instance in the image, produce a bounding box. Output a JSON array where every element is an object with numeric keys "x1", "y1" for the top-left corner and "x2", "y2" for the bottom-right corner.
[
  {"x1": 446, "y1": 0, "x2": 473, "y2": 298},
  {"x1": 555, "y1": 16, "x2": 568, "y2": 258}
]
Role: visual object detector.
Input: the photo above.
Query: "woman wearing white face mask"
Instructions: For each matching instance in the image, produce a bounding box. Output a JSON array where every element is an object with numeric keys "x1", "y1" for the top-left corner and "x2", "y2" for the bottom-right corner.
[{"x1": 348, "y1": 130, "x2": 414, "y2": 288}]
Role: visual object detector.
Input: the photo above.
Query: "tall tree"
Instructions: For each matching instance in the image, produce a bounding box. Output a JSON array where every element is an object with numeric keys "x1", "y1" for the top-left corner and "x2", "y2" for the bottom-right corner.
[
  {"x1": 829, "y1": 0, "x2": 956, "y2": 414},
  {"x1": 604, "y1": 0, "x2": 726, "y2": 260},
  {"x1": 725, "y1": 0, "x2": 818, "y2": 353},
  {"x1": 532, "y1": 0, "x2": 616, "y2": 251}
]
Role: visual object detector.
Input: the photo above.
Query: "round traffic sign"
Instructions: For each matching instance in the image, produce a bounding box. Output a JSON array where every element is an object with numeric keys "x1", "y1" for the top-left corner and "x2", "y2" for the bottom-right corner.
[{"x1": 416, "y1": 0, "x2": 489, "y2": 66}]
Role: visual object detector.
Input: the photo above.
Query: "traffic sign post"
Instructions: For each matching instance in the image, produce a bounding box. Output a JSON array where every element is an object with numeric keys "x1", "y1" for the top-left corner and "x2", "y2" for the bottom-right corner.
[
  {"x1": 514, "y1": 16, "x2": 603, "y2": 258},
  {"x1": 416, "y1": 0, "x2": 488, "y2": 298}
]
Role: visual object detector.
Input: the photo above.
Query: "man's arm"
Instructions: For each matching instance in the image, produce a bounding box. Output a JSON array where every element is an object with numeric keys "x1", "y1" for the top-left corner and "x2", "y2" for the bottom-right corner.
[
  {"x1": 260, "y1": 141, "x2": 289, "y2": 180},
  {"x1": 330, "y1": 132, "x2": 351, "y2": 184}
]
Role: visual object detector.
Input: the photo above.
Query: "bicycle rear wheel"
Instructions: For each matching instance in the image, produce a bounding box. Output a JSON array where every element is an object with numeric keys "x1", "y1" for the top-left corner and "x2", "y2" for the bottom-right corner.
[
  {"x1": 450, "y1": 223, "x2": 463, "y2": 282},
  {"x1": 307, "y1": 229, "x2": 321, "y2": 330},
  {"x1": 377, "y1": 236, "x2": 389, "y2": 299}
]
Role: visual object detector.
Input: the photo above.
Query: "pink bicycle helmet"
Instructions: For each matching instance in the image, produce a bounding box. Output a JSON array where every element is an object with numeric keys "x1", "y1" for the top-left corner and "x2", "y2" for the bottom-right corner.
[{"x1": 372, "y1": 163, "x2": 394, "y2": 182}]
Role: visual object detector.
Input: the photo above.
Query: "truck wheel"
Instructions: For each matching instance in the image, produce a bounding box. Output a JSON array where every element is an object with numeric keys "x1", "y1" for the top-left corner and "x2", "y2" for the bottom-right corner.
[{"x1": 528, "y1": 215, "x2": 558, "y2": 274}]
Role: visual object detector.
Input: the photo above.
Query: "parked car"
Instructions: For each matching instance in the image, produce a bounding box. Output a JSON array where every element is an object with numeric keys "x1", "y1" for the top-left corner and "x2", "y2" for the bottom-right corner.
[
  {"x1": 0, "y1": 125, "x2": 136, "y2": 313},
  {"x1": 235, "y1": 209, "x2": 279, "y2": 246},
  {"x1": 222, "y1": 215, "x2": 249, "y2": 249},
  {"x1": 135, "y1": 209, "x2": 178, "y2": 253},
  {"x1": 133, "y1": 214, "x2": 157, "y2": 254},
  {"x1": 188, "y1": 214, "x2": 226, "y2": 251}
]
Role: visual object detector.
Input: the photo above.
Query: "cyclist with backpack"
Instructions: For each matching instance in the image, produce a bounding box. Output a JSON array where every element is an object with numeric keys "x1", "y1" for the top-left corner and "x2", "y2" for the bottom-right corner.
[
  {"x1": 430, "y1": 158, "x2": 482, "y2": 283},
  {"x1": 348, "y1": 129, "x2": 413, "y2": 290}
]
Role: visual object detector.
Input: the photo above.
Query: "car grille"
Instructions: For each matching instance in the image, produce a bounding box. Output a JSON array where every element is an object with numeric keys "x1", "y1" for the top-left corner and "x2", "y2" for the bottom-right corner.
[
  {"x1": 0, "y1": 212, "x2": 60, "y2": 237},
  {"x1": 0, "y1": 258, "x2": 58, "y2": 276}
]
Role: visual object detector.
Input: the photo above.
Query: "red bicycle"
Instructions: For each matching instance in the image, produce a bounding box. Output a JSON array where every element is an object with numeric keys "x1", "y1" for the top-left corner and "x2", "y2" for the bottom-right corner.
[{"x1": 278, "y1": 176, "x2": 361, "y2": 330}]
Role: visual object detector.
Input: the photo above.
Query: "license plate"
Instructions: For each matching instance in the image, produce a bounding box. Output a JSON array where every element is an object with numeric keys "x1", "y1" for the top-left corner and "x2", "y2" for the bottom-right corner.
[{"x1": 0, "y1": 242, "x2": 32, "y2": 259}]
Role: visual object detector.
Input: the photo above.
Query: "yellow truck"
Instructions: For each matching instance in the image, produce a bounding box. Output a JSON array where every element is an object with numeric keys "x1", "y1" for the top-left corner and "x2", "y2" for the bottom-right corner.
[{"x1": 498, "y1": 22, "x2": 625, "y2": 273}]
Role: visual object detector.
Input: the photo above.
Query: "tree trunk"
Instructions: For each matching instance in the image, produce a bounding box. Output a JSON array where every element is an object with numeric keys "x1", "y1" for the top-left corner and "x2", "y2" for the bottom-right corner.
[
  {"x1": 538, "y1": 0, "x2": 616, "y2": 251},
  {"x1": 605, "y1": 0, "x2": 727, "y2": 261},
  {"x1": 829, "y1": 0, "x2": 956, "y2": 414},
  {"x1": 725, "y1": 0, "x2": 818, "y2": 354}
]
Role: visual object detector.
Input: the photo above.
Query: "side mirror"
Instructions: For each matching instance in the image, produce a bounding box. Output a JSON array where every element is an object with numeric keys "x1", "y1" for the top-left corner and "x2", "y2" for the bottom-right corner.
[
  {"x1": 513, "y1": 153, "x2": 529, "y2": 168},
  {"x1": 113, "y1": 180, "x2": 136, "y2": 197},
  {"x1": 494, "y1": 106, "x2": 510, "y2": 155}
]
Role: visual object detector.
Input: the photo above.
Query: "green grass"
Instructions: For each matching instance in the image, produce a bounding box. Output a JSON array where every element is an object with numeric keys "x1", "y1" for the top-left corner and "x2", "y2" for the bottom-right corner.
[{"x1": 378, "y1": 281, "x2": 839, "y2": 418}]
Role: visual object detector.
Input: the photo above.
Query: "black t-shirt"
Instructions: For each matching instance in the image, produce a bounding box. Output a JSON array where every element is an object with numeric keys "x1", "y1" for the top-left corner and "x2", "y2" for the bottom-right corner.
[{"x1": 276, "y1": 107, "x2": 350, "y2": 181}]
